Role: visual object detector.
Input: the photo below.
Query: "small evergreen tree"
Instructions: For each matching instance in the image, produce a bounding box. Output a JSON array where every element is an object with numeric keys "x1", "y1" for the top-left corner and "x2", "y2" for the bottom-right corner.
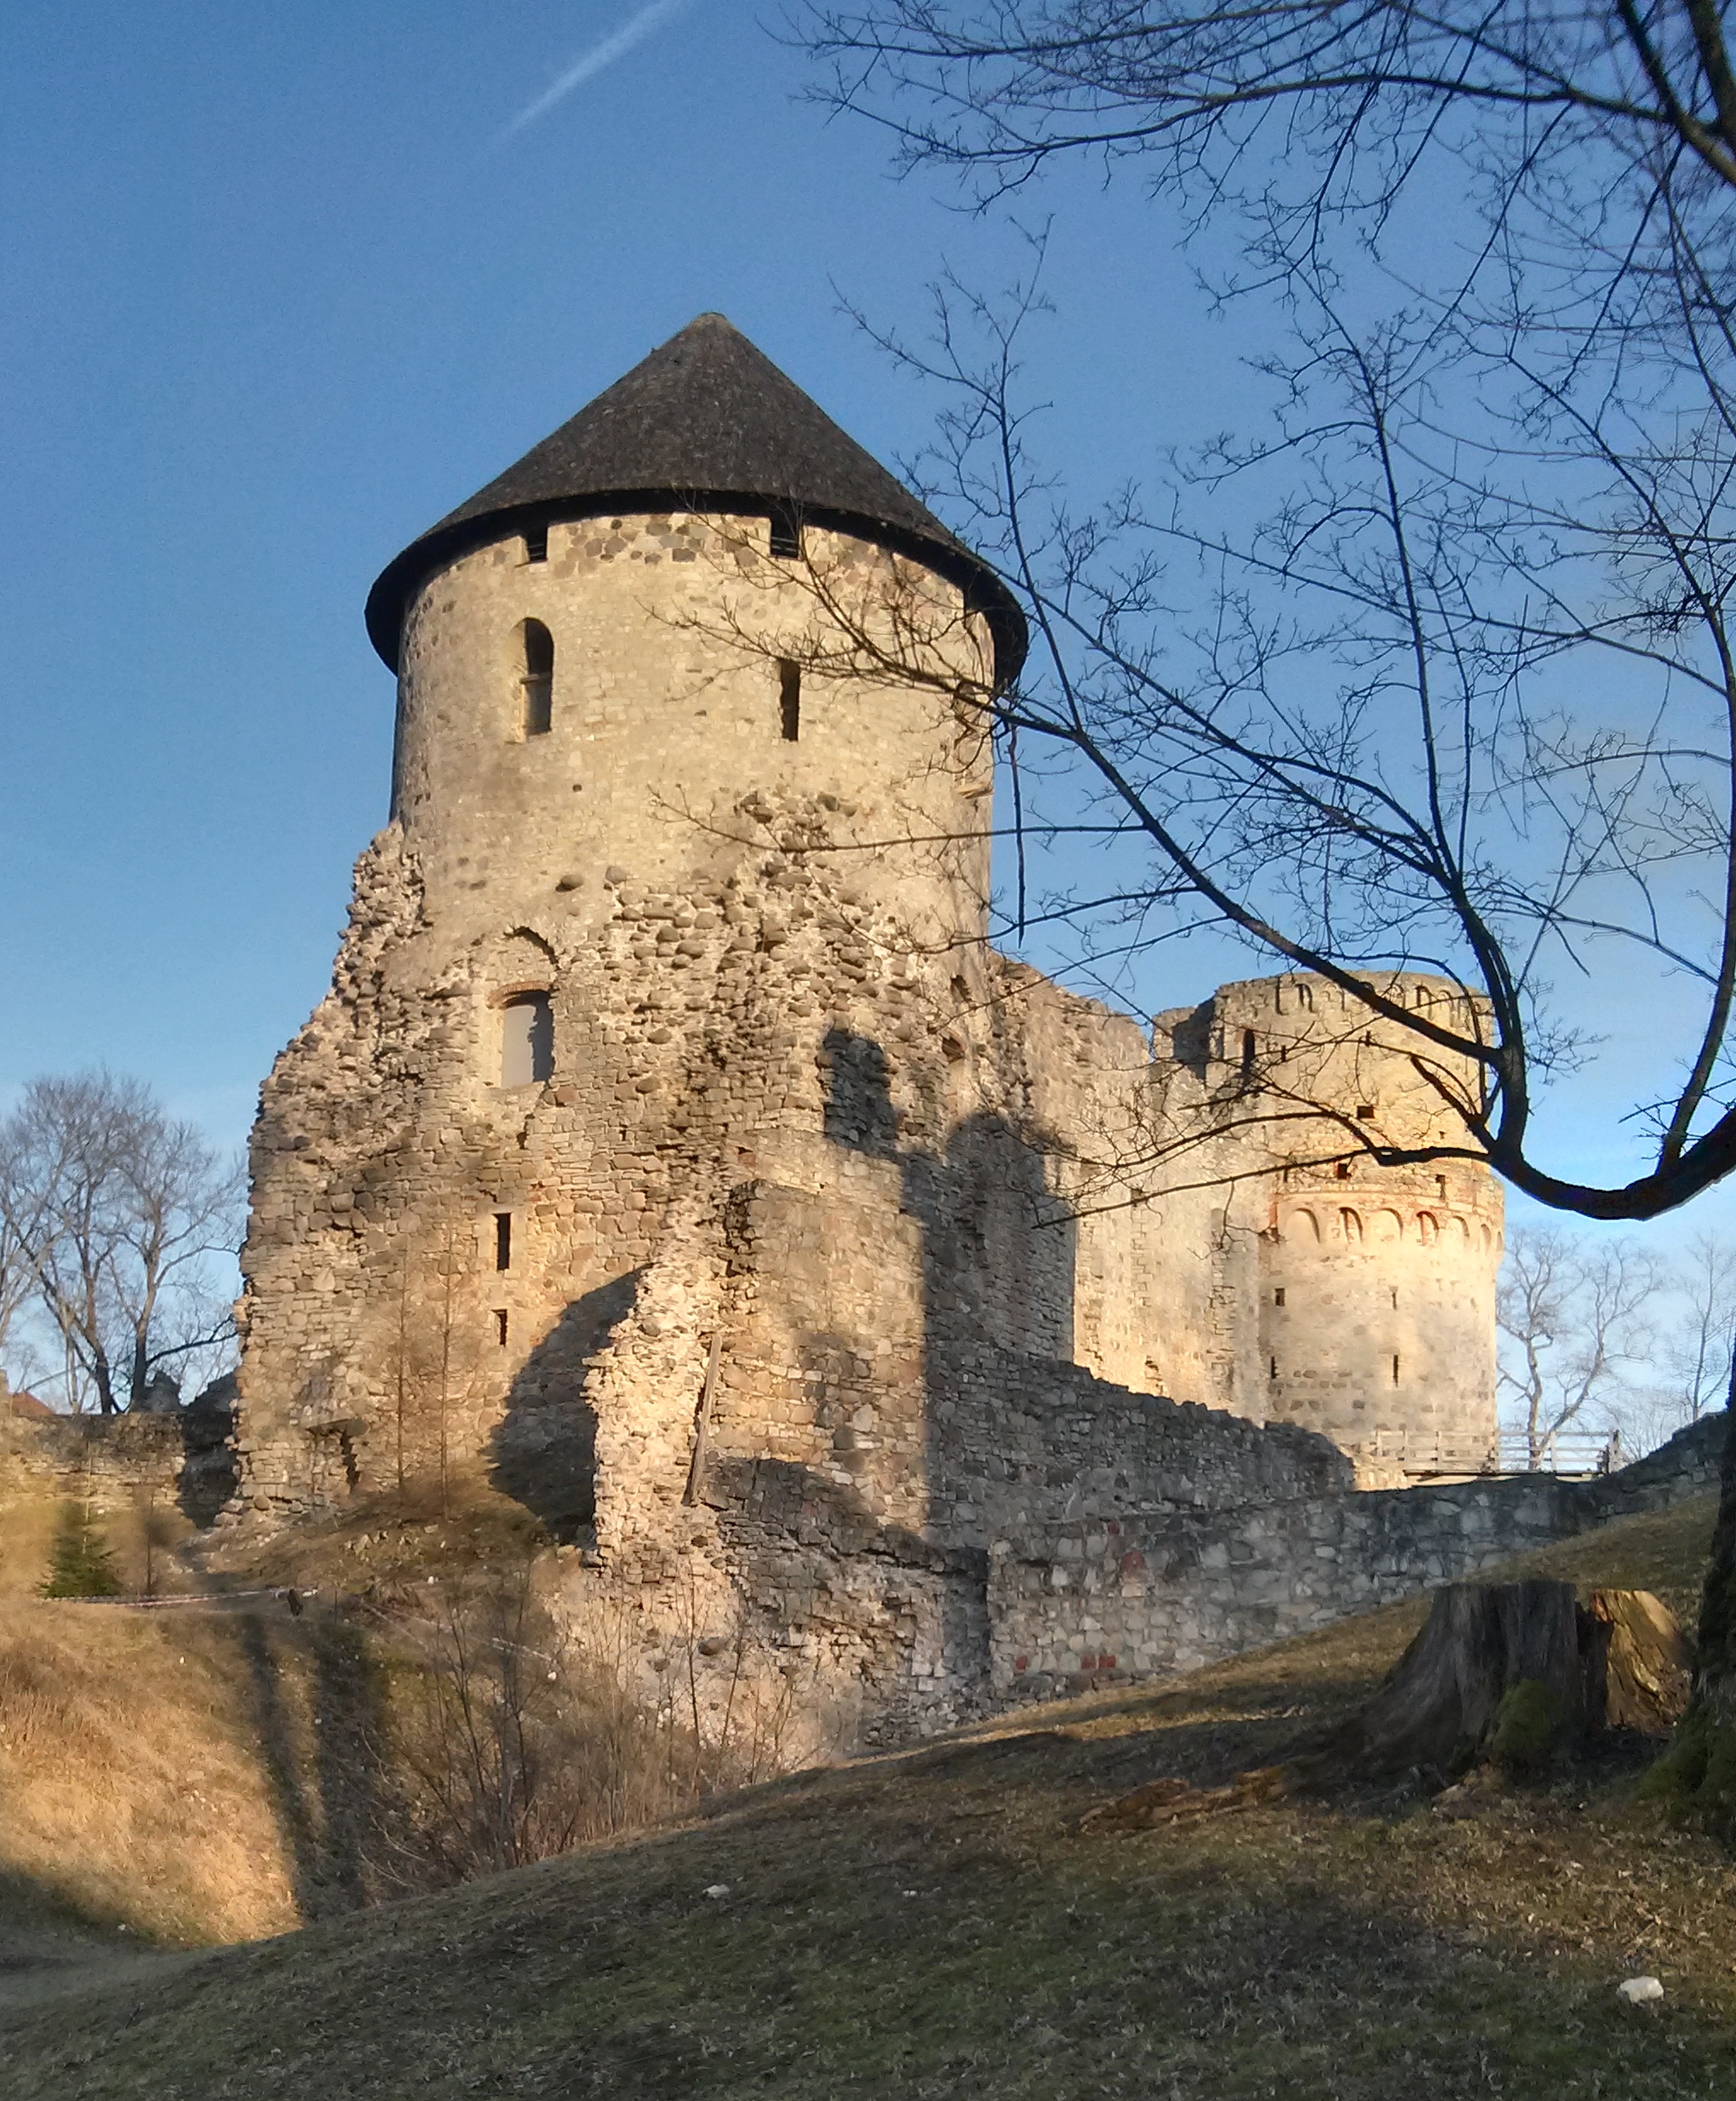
[{"x1": 39, "y1": 1501, "x2": 123, "y2": 1599}]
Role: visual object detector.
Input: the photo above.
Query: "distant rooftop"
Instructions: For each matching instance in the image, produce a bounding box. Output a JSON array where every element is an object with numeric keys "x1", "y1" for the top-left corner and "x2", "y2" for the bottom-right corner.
[{"x1": 364, "y1": 313, "x2": 1025, "y2": 682}]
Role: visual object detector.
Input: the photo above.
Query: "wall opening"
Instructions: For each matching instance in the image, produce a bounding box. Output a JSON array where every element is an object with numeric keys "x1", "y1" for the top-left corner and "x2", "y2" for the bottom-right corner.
[
  {"x1": 1240, "y1": 1029, "x2": 1258, "y2": 1083},
  {"x1": 778, "y1": 657, "x2": 801, "y2": 742},
  {"x1": 500, "y1": 993, "x2": 554, "y2": 1087},
  {"x1": 495, "y1": 1212, "x2": 513, "y2": 1272},
  {"x1": 495, "y1": 1309, "x2": 509, "y2": 1348},
  {"x1": 1335, "y1": 1160, "x2": 1351, "y2": 1180},
  {"x1": 520, "y1": 619, "x2": 553, "y2": 737},
  {"x1": 1274, "y1": 1286, "x2": 1286, "y2": 1306},
  {"x1": 1392, "y1": 1352, "x2": 1401, "y2": 1385},
  {"x1": 769, "y1": 502, "x2": 801, "y2": 558},
  {"x1": 524, "y1": 525, "x2": 548, "y2": 564},
  {"x1": 1356, "y1": 1103, "x2": 1374, "y2": 1120},
  {"x1": 1269, "y1": 1354, "x2": 1279, "y2": 1379}
]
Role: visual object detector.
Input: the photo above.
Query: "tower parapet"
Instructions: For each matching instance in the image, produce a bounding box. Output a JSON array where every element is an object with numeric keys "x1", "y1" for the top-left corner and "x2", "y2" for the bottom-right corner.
[{"x1": 1152, "y1": 972, "x2": 1502, "y2": 1475}]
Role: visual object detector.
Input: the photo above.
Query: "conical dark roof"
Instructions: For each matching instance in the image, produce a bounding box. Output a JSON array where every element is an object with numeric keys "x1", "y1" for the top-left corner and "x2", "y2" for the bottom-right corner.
[{"x1": 364, "y1": 313, "x2": 1025, "y2": 681}]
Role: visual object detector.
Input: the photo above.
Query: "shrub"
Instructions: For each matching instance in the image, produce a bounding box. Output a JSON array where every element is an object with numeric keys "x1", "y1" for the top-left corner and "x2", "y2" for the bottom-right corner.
[{"x1": 38, "y1": 1503, "x2": 123, "y2": 1599}]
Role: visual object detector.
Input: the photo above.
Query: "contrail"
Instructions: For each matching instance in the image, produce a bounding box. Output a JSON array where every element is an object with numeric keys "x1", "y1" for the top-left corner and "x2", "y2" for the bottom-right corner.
[{"x1": 499, "y1": 0, "x2": 696, "y2": 139}]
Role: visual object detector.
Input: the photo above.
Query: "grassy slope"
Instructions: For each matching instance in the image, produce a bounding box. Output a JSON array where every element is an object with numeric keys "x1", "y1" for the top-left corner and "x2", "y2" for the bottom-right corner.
[
  {"x1": 1, "y1": 1495, "x2": 1731, "y2": 2099},
  {"x1": 0, "y1": 1478, "x2": 563, "y2": 1947}
]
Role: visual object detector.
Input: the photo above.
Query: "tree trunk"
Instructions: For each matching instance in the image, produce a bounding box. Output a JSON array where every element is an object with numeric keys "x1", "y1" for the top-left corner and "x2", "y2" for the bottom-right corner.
[
  {"x1": 1584, "y1": 1589, "x2": 1693, "y2": 1735},
  {"x1": 1647, "y1": 1384, "x2": 1736, "y2": 1827},
  {"x1": 1084, "y1": 1581, "x2": 1694, "y2": 1829}
]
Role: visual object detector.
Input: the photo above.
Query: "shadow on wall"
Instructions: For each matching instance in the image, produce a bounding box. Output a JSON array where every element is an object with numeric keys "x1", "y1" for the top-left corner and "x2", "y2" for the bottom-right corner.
[
  {"x1": 488, "y1": 1271, "x2": 639, "y2": 1542},
  {"x1": 176, "y1": 1373, "x2": 241, "y2": 1528},
  {"x1": 798, "y1": 1030, "x2": 1079, "y2": 1719}
]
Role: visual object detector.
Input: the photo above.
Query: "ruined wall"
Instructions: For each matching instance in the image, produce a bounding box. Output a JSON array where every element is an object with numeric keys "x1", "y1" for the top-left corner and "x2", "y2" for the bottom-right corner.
[
  {"x1": 989, "y1": 1413, "x2": 1723, "y2": 1699},
  {"x1": 0, "y1": 1388, "x2": 237, "y2": 1538},
  {"x1": 237, "y1": 508, "x2": 1508, "y2": 1743}
]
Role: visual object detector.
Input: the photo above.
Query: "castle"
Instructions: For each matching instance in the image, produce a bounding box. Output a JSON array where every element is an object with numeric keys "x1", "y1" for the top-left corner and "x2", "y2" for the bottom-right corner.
[{"x1": 233, "y1": 315, "x2": 1501, "y2": 1739}]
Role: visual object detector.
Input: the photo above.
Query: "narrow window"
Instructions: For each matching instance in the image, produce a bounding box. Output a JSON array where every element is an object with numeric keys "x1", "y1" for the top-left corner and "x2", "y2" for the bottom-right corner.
[
  {"x1": 1335, "y1": 1160, "x2": 1351, "y2": 1180},
  {"x1": 524, "y1": 524, "x2": 548, "y2": 564},
  {"x1": 1435, "y1": 1174, "x2": 1447, "y2": 1198},
  {"x1": 1391, "y1": 1352, "x2": 1401, "y2": 1385},
  {"x1": 500, "y1": 993, "x2": 554, "y2": 1087},
  {"x1": 495, "y1": 1212, "x2": 513, "y2": 1272},
  {"x1": 1390, "y1": 1286, "x2": 1399, "y2": 1309},
  {"x1": 778, "y1": 658, "x2": 801, "y2": 742},
  {"x1": 495, "y1": 1309, "x2": 509, "y2": 1348},
  {"x1": 1274, "y1": 1287, "x2": 1286, "y2": 1307},
  {"x1": 1269, "y1": 1354, "x2": 1279, "y2": 1380},
  {"x1": 769, "y1": 502, "x2": 801, "y2": 558},
  {"x1": 521, "y1": 619, "x2": 553, "y2": 737},
  {"x1": 1240, "y1": 1029, "x2": 1258, "y2": 1082}
]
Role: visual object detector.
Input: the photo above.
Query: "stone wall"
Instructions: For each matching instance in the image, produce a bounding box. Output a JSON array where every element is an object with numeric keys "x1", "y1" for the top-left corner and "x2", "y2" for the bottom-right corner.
[
  {"x1": 988, "y1": 1414, "x2": 1725, "y2": 1700},
  {"x1": 0, "y1": 1387, "x2": 237, "y2": 1528},
  {"x1": 235, "y1": 504, "x2": 1510, "y2": 1745}
]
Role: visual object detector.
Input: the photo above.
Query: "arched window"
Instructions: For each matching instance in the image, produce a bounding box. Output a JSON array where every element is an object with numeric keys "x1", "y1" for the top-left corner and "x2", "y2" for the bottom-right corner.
[
  {"x1": 520, "y1": 620, "x2": 553, "y2": 737},
  {"x1": 1339, "y1": 1207, "x2": 1362, "y2": 1243},
  {"x1": 500, "y1": 993, "x2": 553, "y2": 1087}
]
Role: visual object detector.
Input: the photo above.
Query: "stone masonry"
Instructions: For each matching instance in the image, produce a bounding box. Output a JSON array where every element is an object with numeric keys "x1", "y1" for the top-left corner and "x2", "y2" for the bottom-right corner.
[{"x1": 234, "y1": 315, "x2": 1508, "y2": 1743}]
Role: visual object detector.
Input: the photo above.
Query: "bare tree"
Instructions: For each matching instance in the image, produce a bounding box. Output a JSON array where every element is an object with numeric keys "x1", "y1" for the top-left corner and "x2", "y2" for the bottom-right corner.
[
  {"x1": 794, "y1": 0, "x2": 1736, "y2": 1225},
  {"x1": 1498, "y1": 1227, "x2": 1660, "y2": 1468},
  {"x1": 1662, "y1": 1231, "x2": 1736, "y2": 1427},
  {"x1": 0, "y1": 1074, "x2": 242, "y2": 1414},
  {"x1": 795, "y1": 2, "x2": 1736, "y2": 1813}
]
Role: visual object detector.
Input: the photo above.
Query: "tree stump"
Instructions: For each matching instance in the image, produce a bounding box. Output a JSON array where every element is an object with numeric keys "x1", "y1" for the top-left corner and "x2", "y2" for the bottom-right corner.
[
  {"x1": 1080, "y1": 1581, "x2": 1695, "y2": 1830},
  {"x1": 1322, "y1": 1581, "x2": 1693, "y2": 1781}
]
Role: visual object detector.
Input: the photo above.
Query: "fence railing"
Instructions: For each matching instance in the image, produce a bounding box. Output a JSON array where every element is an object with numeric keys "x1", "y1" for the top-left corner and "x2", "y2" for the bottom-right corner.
[{"x1": 1359, "y1": 1426, "x2": 1621, "y2": 1478}]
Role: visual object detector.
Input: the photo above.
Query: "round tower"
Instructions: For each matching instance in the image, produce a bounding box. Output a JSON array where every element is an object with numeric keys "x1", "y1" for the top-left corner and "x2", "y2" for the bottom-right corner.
[
  {"x1": 1154, "y1": 971, "x2": 1504, "y2": 1478},
  {"x1": 235, "y1": 315, "x2": 1025, "y2": 1536},
  {"x1": 365, "y1": 313, "x2": 1022, "y2": 967}
]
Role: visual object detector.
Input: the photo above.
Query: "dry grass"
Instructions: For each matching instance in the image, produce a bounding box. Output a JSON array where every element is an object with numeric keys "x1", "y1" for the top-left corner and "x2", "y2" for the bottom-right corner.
[
  {"x1": 0, "y1": 1474, "x2": 816, "y2": 1959},
  {"x1": 0, "y1": 1490, "x2": 199, "y2": 1601},
  {"x1": 0, "y1": 1604, "x2": 300, "y2": 1947},
  {"x1": 0, "y1": 1494, "x2": 1729, "y2": 2098}
]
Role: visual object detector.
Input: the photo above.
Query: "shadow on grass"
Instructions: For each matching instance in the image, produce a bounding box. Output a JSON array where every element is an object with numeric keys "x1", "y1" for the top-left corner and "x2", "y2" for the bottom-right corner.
[{"x1": 225, "y1": 1611, "x2": 395, "y2": 1922}]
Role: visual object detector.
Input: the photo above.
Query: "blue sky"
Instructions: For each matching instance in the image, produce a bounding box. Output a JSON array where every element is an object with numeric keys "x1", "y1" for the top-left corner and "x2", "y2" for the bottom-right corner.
[{"x1": 3, "y1": 0, "x2": 1733, "y2": 1294}]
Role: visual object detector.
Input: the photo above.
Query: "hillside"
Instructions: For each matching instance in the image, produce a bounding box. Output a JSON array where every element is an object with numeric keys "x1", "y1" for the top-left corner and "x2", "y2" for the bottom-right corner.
[{"x1": 0, "y1": 1494, "x2": 1730, "y2": 2099}]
